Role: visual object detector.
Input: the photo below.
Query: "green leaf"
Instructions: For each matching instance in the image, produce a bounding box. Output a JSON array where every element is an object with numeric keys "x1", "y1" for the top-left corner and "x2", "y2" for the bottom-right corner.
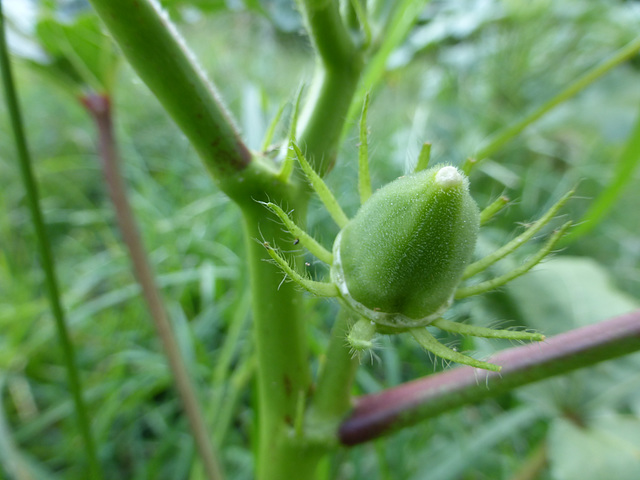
[
  {"x1": 549, "y1": 415, "x2": 640, "y2": 480},
  {"x1": 504, "y1": 256, "x2": 638, "y2": 334},
  {"x1": 0, "y1": 377, "x2": 61, "y2": 480},
  {"x1": 563, "y1": 105, "x2": 640, "y2": 243},
  {"x1": 34, "y1": 13, "x2": 119, "y2": 93},
  {"x1": 414, "y1": 407, "x2": 540, "y2": 480}
]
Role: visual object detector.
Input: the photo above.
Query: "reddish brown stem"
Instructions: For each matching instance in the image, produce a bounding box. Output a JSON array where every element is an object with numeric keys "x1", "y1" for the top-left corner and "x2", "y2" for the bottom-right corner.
[
  {"x1": 339, "y1": 309, "x2": 640, "y2": 445},
  {"x1": 81, "y1": 93, "x2": 224, "y2": 480}
]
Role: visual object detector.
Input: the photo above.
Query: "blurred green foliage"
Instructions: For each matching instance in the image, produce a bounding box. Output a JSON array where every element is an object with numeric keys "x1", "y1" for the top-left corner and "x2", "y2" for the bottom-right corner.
[
  {"x1": 31, "y1": 11, "x2": 119, "y2": 94},
  {"x1": 1, "y1": 0, "x2": 639, "y2": 478}
]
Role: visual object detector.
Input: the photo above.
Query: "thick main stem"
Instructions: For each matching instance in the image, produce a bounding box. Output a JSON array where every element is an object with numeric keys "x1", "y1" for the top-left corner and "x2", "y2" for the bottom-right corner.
[
  {"x1": 86, "y1": 2, "x2": 365, "y2": 478},
  {"x1": 82, "y1": 94, "x2": 223, "y2": 480},
  {"x1": 242, "y1": 203, "x2": 322, "y2": 479},
  {"x1": 239, "y1": 2, "x2": 366, "y2": 477}
]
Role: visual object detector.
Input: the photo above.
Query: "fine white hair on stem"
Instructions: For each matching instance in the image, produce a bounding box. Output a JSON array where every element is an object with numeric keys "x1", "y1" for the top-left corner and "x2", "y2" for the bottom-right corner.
[{"x1": 148, "y1": 0, "x2": 241, "y2": 132}]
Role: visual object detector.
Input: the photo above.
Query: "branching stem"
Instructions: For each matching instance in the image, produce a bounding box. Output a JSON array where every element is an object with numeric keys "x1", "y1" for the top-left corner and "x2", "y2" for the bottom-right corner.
[{"x1": 87, "y1": 0, "x2": 251, "y2": 182}]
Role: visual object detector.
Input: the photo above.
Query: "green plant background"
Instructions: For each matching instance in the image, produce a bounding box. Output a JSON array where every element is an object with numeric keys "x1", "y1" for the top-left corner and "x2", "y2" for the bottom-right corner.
[{"x1": 1, "y1": 0, "x2": 639, "y2": 478}]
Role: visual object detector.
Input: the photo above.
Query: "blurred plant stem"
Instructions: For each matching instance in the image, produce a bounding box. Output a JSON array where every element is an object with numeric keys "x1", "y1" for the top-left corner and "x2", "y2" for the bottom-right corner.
[
  {"x1": 509, "y1": 440, "x2": 548, "y2": 480},
  {"x1": 311, "y1": 310, "x2": 359, "y2": 425},
  {"x1": 341, "y1": 0, "x2": 430, "y2": 140},
  {"x1": 463, "y1": 34, "x2": 640, "y2": 174},
  {"x1": 296, "y1": 0, "x2": 363, "y2": 174},
  {"x1": 0, "y1": 3, "x2": 103, "y2": 478},
  {"x1": 339, "y1": 309, "x2": 640, "y2": 445},
  {"x1": 80, "y1": 93, "x2": 224, "y2": 480},
  {"x1": 562, "y1": 103, "x2": 640, "y2": 244}
]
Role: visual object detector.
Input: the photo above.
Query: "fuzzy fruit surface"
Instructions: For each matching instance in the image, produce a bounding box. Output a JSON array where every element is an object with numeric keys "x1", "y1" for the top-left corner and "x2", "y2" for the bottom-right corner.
[{"x1": 334, "y1": 166, "x2": 479, "y2": 323}]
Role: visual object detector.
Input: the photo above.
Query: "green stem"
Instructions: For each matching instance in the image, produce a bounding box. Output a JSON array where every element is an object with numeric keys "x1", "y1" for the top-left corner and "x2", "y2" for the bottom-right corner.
[
  {"x1": 341, "y1": 0, "x2": 430, "y2": 140},
  {"x1": 298, "y1": 66, "x2": 363, "y2": 176},
  {"x1": 479, "y1": 195, "x2": 509, "y2": 225},
  {"x1": 87, "y1": 3, "x2": 365, "y2": 479},
  {"x1": 301, "y1": 0, "x2": 358, "y2": 72},
  {"x1": 242, "y1": 204, "x2": 320, "y2": 479},
  {"x1": 87, "y1": 0, "x2": 251, "y2": 180},
  {"x1": 310, "y1": 310, "x2": 360, "y2": 430},
  {"x1": 297, "y1": 0, "x2": 363, "y2": 175},
  {"x1": 340, "y1": 309, "x2": 640, "y2": 445},
  {"x1": 81, "y1": 94, "x2": 224, "y2": 480},
  {"x1": 465, "y1": 35, "x2": 640, "y2": 171},
  {"x1": 0, "y1": 5, "x2": 103, "y2": 478}
]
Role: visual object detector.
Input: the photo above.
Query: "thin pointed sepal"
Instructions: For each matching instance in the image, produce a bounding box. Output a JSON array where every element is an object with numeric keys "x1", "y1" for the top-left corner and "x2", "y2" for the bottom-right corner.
[
  {"x1": 456, "y1": 221, "x2": 573, "y2": 299},
  {"x1": 432, "y1": 318, "x2": 545, "y2": 342},
  {"x1": 262, "y1": 241, "x2": 339, "y2": 297},
  {"x1": 261, "y1": 101, "x2": 286, "y2": 152},
  {"x1": 414, "y1": 142, "x2": 432, "y2": 173},
  {"x1": 277, "y1": 87, "x2": 305, "y2": 182},
  {"x1": 479, "y1": 195, "x2": 509, "y2": 226},
  {"x1": 261, "y1": 201, "x2": 333, "y2": 265},
  {"x1": 358, "y1": 92, "x2": 372, "y2": 205},
  {"x1": 292, "y1": 142, "x2": 349, "y2": 228},
  {"x1": 410, "y1": 327, "x2": 502, "y2": 372},
  {"x1": 464, "y1": 190, "x2": 573, "y2": 279}
]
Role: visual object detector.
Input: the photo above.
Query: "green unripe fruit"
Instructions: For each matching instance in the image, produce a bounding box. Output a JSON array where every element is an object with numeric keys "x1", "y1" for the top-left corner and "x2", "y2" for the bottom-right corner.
[{"x1": 331, "y1": 165, "x2": 479, "y2": 329}]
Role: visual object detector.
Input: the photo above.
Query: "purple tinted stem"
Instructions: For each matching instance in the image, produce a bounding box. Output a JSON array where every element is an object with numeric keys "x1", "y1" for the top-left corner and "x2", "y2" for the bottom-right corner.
[{"x1": 340, "y1": 309, "x2": 640, "y2": 445}]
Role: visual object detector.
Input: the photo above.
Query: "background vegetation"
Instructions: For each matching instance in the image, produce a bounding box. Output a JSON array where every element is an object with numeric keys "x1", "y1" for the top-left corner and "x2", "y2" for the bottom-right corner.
[{"x1": 1, "y1": 0, "x2": 639, "y2": 478}]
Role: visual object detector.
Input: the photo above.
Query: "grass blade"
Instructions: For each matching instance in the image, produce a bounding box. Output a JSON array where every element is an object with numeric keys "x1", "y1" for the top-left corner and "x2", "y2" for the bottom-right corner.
[
  {"x1": 463, "y1": 35, "x2": 640, "y2": 173},
  {"x1": 0, "y1": 5, "x2": 103, "y2": 478},
  {"x1": 563, "y1": 106, "x2": 640, "y2": 243}
]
